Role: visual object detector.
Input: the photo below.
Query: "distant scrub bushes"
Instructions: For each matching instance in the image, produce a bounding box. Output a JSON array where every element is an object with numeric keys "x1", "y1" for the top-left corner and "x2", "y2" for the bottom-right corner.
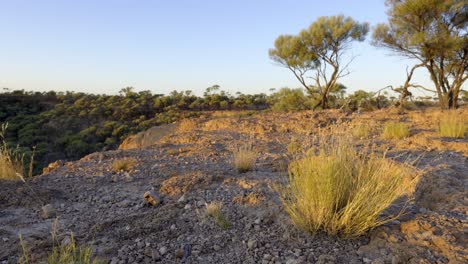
[{"x1": 0, "y1": 86, "x2": 444, "y2": 175}]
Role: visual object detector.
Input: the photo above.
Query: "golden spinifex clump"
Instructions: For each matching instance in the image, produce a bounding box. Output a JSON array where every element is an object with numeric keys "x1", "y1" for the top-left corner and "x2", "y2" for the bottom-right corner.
[
  {"x1": 382, "y1": 122, "x2": 410, "y2": 139},
  {"x1": 232, "y1": 144, "x2": 256, "y2": 173},
  {"x1": 279, "y1": 137, "x2": 414, "y2": 237},
  {"x1": 438, "y1": 111, "x2": 465, "y2": 138}
]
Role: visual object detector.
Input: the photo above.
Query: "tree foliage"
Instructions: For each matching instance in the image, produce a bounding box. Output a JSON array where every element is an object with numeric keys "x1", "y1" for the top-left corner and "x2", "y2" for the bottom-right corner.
[
  {"x1": 270, "y1": 15, "x2": 369, "y2": 109},
  {"x1": 373, "y1": 0, "x2": 467, "y2": 109}
]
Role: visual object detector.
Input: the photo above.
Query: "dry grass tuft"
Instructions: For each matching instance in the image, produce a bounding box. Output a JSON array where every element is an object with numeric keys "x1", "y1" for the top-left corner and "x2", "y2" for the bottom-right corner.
[
  {"x1": 19, "y1": 233, "x2": 103, "y2": 264},
  {"x1": 177, "y1": 118, "x2": 198, "y2": 133},
  {"x1": 1, "y1": 123, "x2": 25, "y2": 181},
  {"x1": 205, "y1": 201, "x2": 230, "y2": 229},
  {"x1": 232, "y1": 143, "x2": 256, "y2": 173},
  {"x1": 112, "y1": 158, "x2": 137, "y2": 172},
  {"x1": 438, "y1": 111, "x2": 465, "y2": 138},
  {"x1": 352, "y1": 124, "x2": 371, "y2": 139},
  {"x1": 382, "y1": 122, "x2": 410, "y2": 139},
  {"x1": 279, "y1": 136, "x2": 415, "y2": 238}
]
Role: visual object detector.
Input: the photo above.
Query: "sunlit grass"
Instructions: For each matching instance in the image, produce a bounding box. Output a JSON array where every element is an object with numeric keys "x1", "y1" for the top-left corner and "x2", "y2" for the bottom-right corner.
[
  {"x1": 233, "y1": 144, "x2": 256, "y2": 173},
  {"x1": 205, "y1": 201, "x2": 230, "y2": 229},
  {"x1": 382, "y1": 122, "x2": 410, "y2": 139},
  {"x1": 279, "y1": 136, "x2": 414, "y2": 237},
  {"x1": 439, "y1": 111, "x2": 465, "y2": 138}
]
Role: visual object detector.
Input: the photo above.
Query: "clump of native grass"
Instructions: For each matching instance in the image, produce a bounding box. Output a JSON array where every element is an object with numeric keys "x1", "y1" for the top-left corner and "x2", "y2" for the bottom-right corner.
[
  {"x1": 438, "y1": 111, "x2": 465, "y2": 138},
  {"x1": 177, "y1": 118, "x2": 198, "y2": 133},
  {"x1": 382, "y1": 121, "x2": 410, "y2": 139},
  {"x1": 112, "y1": 158, "x2": 137, "y2": 172},
  {"x1": 0, "y1": 123, "x2": 33, "y2": 181},
  {"x1": 279, "y1": 136, "x2": 415, "y2": 238},
  {"x1": 352, "y1": 124, "x2": 371, "y2": 139},
  {"x1": 232, "y1": 143, "x2": 256, "y2": 173},
  {"x1": 19, "y1": 233, "x2": 102, "y2": 264},
  {"x1": 205, "y1": 201, "x2": 230, "y2": 229}
]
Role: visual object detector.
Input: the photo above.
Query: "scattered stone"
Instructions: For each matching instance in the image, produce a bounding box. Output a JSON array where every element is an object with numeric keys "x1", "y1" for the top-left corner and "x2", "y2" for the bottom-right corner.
[
  {"x1": 247, "y1": 239, "x2": 257, "y2": 249},
  {"x1": 159, "y1": 246, "x2": 168, "y2": 255},
  {"x1": 184, "y1": 204, "x2": 192, "y2": 210},
  {"x1": 143, "y1": 191, "x2": 161, "y2": 206},
  {"x1": 175, "y1": 248, "x2": 184, "y2": 258},
  {"x1": 213, "y1": 244, "x2": 221, "y2": 251},
  {"x1": 40, "y1": 204, "x2": 56, "y2": 219},
  {"x1": 316, "y1": 254, "x2": 336, "y2": 264}
]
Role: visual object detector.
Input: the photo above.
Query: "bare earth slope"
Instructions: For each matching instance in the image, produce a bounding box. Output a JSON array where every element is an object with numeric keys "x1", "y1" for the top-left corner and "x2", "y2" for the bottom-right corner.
[{"x1": 1, "y1": 107, "x2": 467, "y2": 264}]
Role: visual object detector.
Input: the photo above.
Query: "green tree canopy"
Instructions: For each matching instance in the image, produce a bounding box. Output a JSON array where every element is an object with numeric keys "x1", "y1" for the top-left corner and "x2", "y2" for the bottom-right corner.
[
  {"x1": 270, "y1": 15, "x2": 369, "y2": 109},
  {"x1": 373, "y1": 0, "x2": 467, "y2": 109}
]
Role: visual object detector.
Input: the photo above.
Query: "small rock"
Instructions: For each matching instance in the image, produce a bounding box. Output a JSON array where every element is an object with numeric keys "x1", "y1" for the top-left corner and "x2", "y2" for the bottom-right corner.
[
  {"x1": 263, "y1": 254, "x2": 272, "y2": 260},
  {"x1": 184, "y1": 204, "x2": 192, "y2": 210},
  {"x1": 110, "y1": 257, "x2": 119, "y2": 264},
  {"x1": 247, "y1": 239, "x2": 256, "y2": 249},
  {"x1": 213, "y1": 244, "x2": 221, "y2": 251},
  {"x1": 159, "y1": 246, "x2": 168, "y2": 255},
  {"x1": 175, "y1": 248, "x2": 184, "y2": 258},
  {"x1": 144, "y1": 191, "x2": 161, "y2": 206},
  {"x1": 41, "y1": 204, "x2": 56, "y2": 219},
  {"x1": 170, "y1": 224, "x2": 176, "y2": 230},
  {"x1": 178, "y1": 195, "x2": 186, "y2": 203},
  {"x1": 61, "y1": 236, "x2": 71, "y2": 247},
  {"x1": 363, "y1": 257, "x2": 372, "y2": 263},
  {"x1": 196, "y1": 200, "x2": 205, "y2": 207}
]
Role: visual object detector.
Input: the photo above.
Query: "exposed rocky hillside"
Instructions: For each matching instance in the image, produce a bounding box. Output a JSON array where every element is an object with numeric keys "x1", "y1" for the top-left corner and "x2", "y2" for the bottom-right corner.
[{"x1": 1, "y1": 108, "x2": 467, "y2": 264}]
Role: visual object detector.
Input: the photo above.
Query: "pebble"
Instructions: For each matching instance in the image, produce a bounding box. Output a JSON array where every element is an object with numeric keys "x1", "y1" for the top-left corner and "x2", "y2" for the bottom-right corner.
[
  {"x1": 159, "y1": 246, "x2": 168, "y2": 255},
  {"x1": 247, "y1": 239, "x2": 256, "y2": 249},
  {"x1": 41, "y1": 204, "x2": 56, "y2": 219},
  {"x1": 184, "y1": 204, "x2": 192, "y2": 210},
  {"x1": 213, "y1": 244, "x2": 221, "y2": 251}
]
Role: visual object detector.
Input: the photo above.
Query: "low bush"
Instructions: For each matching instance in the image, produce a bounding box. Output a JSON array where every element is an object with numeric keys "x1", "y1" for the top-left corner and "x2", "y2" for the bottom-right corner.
[
  {"x1": 279, "y1": 137, "x2": 413, "y2": 237},
  {"x1": 439, "y1": 111, "x2": 465, "y2": 138},
  {"x1": 382, "y1": 122, "x2": 410, "y2": 139}
]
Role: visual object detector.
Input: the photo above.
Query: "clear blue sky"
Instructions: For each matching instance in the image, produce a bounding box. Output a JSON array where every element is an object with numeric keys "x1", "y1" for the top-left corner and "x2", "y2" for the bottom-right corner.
[{"x1": 0, "y1": 0, "x2": 436, "y2": 96}]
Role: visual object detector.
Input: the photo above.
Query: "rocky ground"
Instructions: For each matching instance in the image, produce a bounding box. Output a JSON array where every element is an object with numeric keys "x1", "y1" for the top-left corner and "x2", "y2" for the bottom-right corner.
[{"x1": 0, "y1": 107, "x2": 467, "y2": 264}]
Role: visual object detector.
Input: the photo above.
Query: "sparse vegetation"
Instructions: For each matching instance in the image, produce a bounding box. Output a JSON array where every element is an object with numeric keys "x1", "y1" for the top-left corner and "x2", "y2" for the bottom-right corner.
[
  {"x1": 352, "y1": 124, "x2": 371, "y2": 139},
  {"x1": 0, "y1": 123, "x2": 25, "y2": 181},
  {"x1": 382, "y1": 122, "x2": 410, "y2": 139},
  {"x1": 205, "y1": 201, "x2": 230, "y2": 229},
  {"x1": 232, "y1": 144, "x2": 256, "y2": 173},
  {"x1": 112, "y1": 158, "x2": 137, "y2": 172},
  {"x1": 177, "y1": 118, "x2": 198, "y2": 133},
  {"x1": 19, "y1": 233, "x2": 102, "y2": 264},
  {"x1": 439, "y1": 111, "x2": 465, "y2": 138},
  {"x1": 280, "y1": 137, "x2": 413, "y2": 237}
]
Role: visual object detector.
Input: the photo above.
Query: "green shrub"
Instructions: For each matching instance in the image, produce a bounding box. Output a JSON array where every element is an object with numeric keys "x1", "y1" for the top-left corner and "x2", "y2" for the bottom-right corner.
[
  {"x1": 279, "y1": 137, "x2": 413, "y2": 237},
  {"x1": 439, "y1": 111, "x2": 465, "y2": 138},
  {"x1": 382, "y1": 122, "x2": 410, "y2": 139},
  {"x1": 268, "y1": 88, "x2": 312, "y2": 112}
]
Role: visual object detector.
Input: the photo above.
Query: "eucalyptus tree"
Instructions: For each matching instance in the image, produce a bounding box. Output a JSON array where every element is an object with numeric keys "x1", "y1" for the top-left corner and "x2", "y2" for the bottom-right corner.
[
  {"x1": 373, "y1": 0, "x2": 467, "y2": 109},
  {"x1": 270, "y1": 15, "x2": 369, "y2": 109}
]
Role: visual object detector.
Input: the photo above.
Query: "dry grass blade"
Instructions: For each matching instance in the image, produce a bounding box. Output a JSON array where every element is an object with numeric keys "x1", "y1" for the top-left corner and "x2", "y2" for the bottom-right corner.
[{"x1": 279, "y1": 136, "x2": 416, "y2": 238}]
